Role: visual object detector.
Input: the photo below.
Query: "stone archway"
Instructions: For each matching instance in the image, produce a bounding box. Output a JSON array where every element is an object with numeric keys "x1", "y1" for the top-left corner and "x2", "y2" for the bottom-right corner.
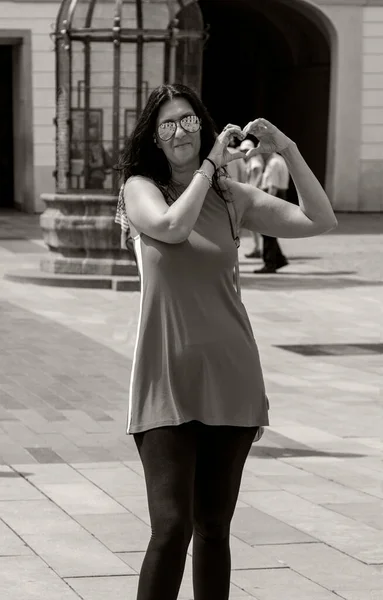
[{"x1": 199, "y1": 0, "x2": 333, "y2": 197}]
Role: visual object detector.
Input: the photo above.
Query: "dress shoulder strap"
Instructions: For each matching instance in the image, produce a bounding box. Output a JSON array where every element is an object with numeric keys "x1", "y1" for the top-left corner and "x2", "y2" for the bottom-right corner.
[
  {"x1": 225, "y1": 198, "x2": 240, "y2": 249},
  {"x1": 223, "y1": 196, "x2": 241, "y2": 300}
]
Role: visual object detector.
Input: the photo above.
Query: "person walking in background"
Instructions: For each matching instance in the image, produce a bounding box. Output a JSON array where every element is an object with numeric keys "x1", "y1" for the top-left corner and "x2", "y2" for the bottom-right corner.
[
  {"x1": 225, "y1": 136, "x2": 247, "y2": 183},
  {"x1": 239, "y1": 137, "x2": 264, "y2": 259},
  {"x1": 254, "y1": 150, "x2": 290, "y2": 273}
]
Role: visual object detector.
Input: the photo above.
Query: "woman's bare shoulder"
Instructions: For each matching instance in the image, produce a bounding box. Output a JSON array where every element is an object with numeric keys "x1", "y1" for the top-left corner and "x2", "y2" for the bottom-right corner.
[{"x1": 124, "y1": 175, "x2": 160, "y2": 193}]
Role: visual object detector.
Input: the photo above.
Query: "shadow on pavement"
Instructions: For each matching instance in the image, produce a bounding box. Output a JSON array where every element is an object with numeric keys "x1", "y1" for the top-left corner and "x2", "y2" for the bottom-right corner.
[
  {"x1": 275, "y1": 270, "x2": 356, "y2": 276},
  {"x1": 241, "y1": 276, "x2": 382, "y2": 290},
  {"x1": 239, "y1": 269, "x2": 358, "y2": 276},
  {"x1": 240, "y1": 256, "x2": 322, "y2": 262},
  {"x1": 249, "y1": 446, "x2": 366, "y2": 459},
  {"x1": 285, "y1": 256, "x2": 321, "y2": 261}
]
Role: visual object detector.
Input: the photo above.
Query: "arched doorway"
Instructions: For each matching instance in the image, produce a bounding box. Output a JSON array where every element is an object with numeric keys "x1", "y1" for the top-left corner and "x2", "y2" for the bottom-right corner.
[{"x1": 199, "y1": 0, "x2": 331, "y2": 196}]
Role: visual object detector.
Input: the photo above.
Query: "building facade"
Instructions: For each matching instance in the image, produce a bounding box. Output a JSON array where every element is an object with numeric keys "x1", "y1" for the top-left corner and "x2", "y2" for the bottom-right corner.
[{"x1": 1, "y1": 0, "x2": 383, "y2": 213}]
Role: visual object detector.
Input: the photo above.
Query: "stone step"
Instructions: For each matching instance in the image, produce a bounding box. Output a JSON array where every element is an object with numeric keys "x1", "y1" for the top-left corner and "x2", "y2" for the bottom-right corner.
[
  {"x1": 3, "y1": 269, "x2": 140, "y2": 291},
  {"x1": 4, "y1": 268, "x2": 370, "y2": 292}
]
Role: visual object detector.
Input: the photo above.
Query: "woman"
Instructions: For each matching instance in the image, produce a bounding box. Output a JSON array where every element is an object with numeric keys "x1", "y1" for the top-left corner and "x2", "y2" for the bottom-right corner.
[{"x1": 117, "y1": 83, "x2": 337, "y2": 600}]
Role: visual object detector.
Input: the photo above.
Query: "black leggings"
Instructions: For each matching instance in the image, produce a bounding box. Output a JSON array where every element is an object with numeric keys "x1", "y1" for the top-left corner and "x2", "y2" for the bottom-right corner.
[{"x1": 133, "y1": 420, "x2": 258, "y2": 600}]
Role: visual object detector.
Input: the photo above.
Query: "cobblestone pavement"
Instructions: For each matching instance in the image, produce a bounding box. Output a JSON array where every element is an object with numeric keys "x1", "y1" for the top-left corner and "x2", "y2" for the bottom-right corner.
[{"x1": 0, "y1": 210, "x2": 382, "y2": 600}]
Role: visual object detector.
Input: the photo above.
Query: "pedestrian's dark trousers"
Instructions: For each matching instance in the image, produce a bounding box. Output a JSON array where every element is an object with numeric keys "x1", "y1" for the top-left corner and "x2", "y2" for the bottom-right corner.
[
  {"x1": 133, "y1": 420, "x2": 258, "y2": 600},
  {"x1": 262, "y1": 188, "x2": 287, "y2": 269}
]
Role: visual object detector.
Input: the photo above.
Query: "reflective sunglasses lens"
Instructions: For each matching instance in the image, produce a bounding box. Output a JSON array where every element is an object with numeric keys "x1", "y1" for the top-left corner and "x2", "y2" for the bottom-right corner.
[
  {"x1": 181, "y1": 116, "x2": 200, "y2": 133},
  {"x1": 158, "y1": 122, "x2": 176, "y2": 141}
]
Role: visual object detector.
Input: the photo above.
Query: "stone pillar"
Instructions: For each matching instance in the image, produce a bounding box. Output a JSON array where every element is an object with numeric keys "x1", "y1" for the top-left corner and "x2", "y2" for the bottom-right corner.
[{"x1": 39, "y1": 193, "x2": 137, "y2": 276}]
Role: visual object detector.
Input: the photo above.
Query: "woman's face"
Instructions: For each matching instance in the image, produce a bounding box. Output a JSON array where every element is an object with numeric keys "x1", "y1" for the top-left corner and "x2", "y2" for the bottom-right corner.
[{"x1": 155, "y1": 97, "x2": 201, "y2": 169}]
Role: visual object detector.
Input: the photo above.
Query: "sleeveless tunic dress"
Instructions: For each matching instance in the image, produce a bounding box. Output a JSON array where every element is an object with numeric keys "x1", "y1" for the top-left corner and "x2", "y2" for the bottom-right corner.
[{"x1": 126, "y1": 186, "x2": 269, "y2": 434}]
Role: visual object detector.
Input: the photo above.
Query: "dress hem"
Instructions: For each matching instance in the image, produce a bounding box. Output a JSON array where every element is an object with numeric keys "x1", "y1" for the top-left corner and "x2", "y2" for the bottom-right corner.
[{"x1": 126, "y1": 416, "x2": 269, "y2": 435}]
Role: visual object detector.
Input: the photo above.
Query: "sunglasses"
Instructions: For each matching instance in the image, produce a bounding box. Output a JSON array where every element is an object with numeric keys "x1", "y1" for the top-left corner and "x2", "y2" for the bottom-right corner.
[{"x1": 157, "y1": 115, "x2": 201, "y2": 141}]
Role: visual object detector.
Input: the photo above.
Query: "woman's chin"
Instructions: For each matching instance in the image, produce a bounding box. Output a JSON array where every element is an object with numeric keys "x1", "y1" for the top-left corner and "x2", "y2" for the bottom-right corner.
[
  {"x1": 172, "y1": 148, "x2": 198, "y2": 167},
  {"x1": 174, "y1": 143, "x2": 193, "y2": 156}
]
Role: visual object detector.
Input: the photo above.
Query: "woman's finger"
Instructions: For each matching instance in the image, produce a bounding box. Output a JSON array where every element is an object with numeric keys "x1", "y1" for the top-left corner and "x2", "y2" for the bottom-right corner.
[
  {"x1": 257, "y1": 118, "x2": 273, "y2": 129},
  {"x1": 242, "y1": 120, "x2": 257, "y2": 136},
  {"x1": 243, "y1": 118, "x2": 269, "y2": 137},
  {"x1": 220, "y1": 126, "x2": 244, "y2": 143},
  {"x1": 223, "y1": 123, "x2": 242, "y2": 131},
  {"x1": 254, "y1": 120, "x2": 271, "y2": 135},
  {"x1": 222, "y1": 127, "x2": 243, "y2": 139}
]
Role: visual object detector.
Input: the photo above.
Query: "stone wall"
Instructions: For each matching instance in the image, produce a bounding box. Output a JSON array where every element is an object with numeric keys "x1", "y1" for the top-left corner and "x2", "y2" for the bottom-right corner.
[
  {"x1": 360, "y1": 4, "x2": 383, "y2": 210},
  {"x1": 0, "y1": 2, "x2": 59, "y2": 210}
]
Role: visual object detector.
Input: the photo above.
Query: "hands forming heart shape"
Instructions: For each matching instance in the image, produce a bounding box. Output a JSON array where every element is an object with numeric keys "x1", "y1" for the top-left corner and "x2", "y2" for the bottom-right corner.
[{"x1": 208, "y1": 118, "x2": 294, "y2": 167}]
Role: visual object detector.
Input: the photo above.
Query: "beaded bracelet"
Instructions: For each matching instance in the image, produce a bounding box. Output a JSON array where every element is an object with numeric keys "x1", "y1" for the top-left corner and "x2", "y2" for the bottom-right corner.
[{"x1": 194, "y1": 169, "x2": 212, "y2": 187}]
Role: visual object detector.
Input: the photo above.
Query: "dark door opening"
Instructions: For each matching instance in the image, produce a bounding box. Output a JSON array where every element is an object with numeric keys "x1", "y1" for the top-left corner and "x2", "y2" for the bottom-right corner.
[
  {"x1": 199, "y1": 0, "x2": 330, "y2": 194},
  {"x1": 0, "y1": 45, "x2": 14, "y2": 209}
]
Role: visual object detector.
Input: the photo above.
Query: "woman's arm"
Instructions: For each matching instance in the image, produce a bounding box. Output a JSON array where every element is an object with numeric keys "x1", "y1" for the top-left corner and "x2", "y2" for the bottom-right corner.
[
  {"x1": 125, "y1": 125, "x2": 246, "y2": 244},
  {"x1": 280, "y1": 142, "x2": 337, "y2": 230},
  {"x1": 228, "y1": 180, "x2": 333, "y2": 239},
  {"x1": 125, "y1": 163, "x2": 215, "y2": 245},
  {"x1": 237, "y1": 120, "x2": 337, "y2": 238}
]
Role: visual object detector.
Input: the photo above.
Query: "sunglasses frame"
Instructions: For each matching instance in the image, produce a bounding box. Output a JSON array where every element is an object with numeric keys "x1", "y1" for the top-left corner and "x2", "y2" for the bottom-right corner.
[{"x1": 157, "y1": 115, "x2": 201, "y2": 141}]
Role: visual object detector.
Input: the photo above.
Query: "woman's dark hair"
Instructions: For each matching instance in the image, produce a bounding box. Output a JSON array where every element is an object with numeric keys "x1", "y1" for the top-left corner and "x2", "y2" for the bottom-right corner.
[{"x1": 116, "y1": 83, "x2": 227, "y2": 202}]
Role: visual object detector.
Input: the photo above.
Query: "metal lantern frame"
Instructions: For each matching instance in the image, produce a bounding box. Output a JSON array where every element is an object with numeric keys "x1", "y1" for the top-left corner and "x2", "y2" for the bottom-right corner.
[{"x1": 53, "y1": 0, "x2": 205, "y2": 195}]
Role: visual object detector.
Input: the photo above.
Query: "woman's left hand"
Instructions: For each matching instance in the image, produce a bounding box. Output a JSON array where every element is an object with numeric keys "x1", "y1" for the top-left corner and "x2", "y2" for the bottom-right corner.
[{"x1": 242, "y1": 118, "x2": 294, "y2": 155}]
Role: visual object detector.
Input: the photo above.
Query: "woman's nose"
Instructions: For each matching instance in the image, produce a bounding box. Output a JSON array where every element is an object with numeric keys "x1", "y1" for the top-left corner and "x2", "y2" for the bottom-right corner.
[{"x1": 174, "y1": 123, "x2": 186, "y2": 138}]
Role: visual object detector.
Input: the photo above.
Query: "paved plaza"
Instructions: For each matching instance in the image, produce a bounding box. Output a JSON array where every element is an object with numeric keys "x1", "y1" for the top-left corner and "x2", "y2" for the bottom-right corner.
[{"x1": 0, "y1": 210, "x2": 382, "y2": 600}]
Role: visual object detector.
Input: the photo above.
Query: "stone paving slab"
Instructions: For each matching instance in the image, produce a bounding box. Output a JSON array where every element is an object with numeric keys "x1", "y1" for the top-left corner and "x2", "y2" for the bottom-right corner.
[
  {"x1": 239, "y1": 490, "x2": 383, "y2": 564},
  {"x1": 231, "y1": 567, "x2": 342, "y2": 599},
  {"x1": 74, "y1": 463, "x2": 145, "y2": 496},
  {"x1": 261, "y1": 542, "x2": 383, "y2": 591},
  {"x1": 74, "y1": 512, "x2": 150, "y2": 552},
  {"x1": 338, "y1": 592, "x2": 383, "y2": 600},
  {"x1": 35, "y1": 482, "x2": 127, "y2": 515},
  {"x1": 0, "y1": 498, "x2": 91, "y2": 536},
  {"x1": 114, "y1": 493, "x2": 151, "y2": 525},
  {"x1": 1, "y1": 555, "x2": 82, "y2": 600},
  {"x1": 227, "y1": 535, "x2": 285, "y2": 570},
  {"x1": 282, "y1": 457, "x2": 383, "y2": 500},
  {"x1": 323, "y1": 501, "x2": 383, "y2": 530},
  {"x1": 231, "y1": 506, "x2": 315, "y2": 545},
  {"x1": 13, "y1": 462, "x2": 91, "y2": 484},
  {"x1": 255, "y1": 471, "x2": 381, "y2": 505},
  {"x1": 21, "y1": 531, "x2": 133, "y2": 578},
  {"x1": 64, "y1": 575, "x2": 140, "y2": 600},
  {"x1": 0, "y1": 471, "x2": 43, "y2": 501},
  {"x1": 0, "y1": 519, "x2": 33, "y2": 556}
]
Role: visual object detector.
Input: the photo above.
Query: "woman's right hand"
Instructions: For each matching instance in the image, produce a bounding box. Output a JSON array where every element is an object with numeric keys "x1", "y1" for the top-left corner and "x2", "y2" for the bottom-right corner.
[{"x1": 207, "y1": 124, "x2": 246, "y2": 169}]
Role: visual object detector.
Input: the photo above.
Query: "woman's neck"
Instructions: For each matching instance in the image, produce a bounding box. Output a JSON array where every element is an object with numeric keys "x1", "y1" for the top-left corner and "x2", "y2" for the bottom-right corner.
[{"x1": 170, "y1": 158, "x2": 200, "y2": 187}]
